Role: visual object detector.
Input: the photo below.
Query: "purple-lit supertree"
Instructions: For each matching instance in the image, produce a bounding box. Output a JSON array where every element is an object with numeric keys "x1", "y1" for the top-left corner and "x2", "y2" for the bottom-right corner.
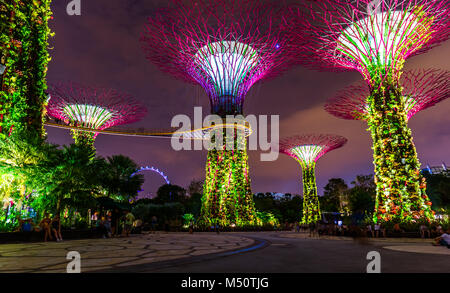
[
  {"x1": 140, "y1": 0, "x2": 297, "y2": 227},
  {"x1": 46, "y1": 82, "x2": 147, "y2": 149},
  {"x1": 280, "y1": 134, "x2": 347, "y2": 224},
  {"x1": 289, "y1": 0, "x2": 450, "y2": 223},
  {"x1": 326, "y1": 68, "x2": 450, "y2": 121}
]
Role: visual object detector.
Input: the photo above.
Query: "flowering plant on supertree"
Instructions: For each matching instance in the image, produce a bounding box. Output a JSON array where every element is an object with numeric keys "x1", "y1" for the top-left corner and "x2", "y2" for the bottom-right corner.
[
  {"x1": 279, "y1": 134, "x2": 347, "y2": 224},
  {"x1": 46, "y1": 82, "x2": 147, "y2": 149},
  {"x1": 0, "y1": 0, "x2": 53, "y2": 141},
  {"x1": 289, "y1": 0, "x2": 450, "y2": 223},
  {"x1": 140, "y1": 0, "x2": 297, "y2": 227},
  {"x1": 325, "y1": 68, "x2": 450, "y2": 121}
]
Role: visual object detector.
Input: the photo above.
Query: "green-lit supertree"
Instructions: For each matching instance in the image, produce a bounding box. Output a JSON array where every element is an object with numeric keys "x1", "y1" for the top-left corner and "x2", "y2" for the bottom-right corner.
[
  {"x1": 0, "y1": 0, "x2": 53, "y2": 140},
  {"x1": 46, "y1": 82, "x2": 147, "y2": 150},
  {"x1": 288, "y1": 0, "x2": 450, "y2": 223},
  {"x1": 140, "y1": 0, "x2": 297, "y2": 227},
  {"x1": 325, "y1": 68, "x2": 449, "y2": 219},
  {"x1": 279, "y1": 134, "x2": 347, "y2": 224}
]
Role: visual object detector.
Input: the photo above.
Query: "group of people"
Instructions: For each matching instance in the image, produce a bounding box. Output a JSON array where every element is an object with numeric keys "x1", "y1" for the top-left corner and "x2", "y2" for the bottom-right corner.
[
  {"x1": 419, "y1": 223, "x2": 447, "y2": 239},
  {"x1": 17, "y1": 209, "x2": 140, "y2": 242},
  {"x1": 365, "y1": 223, "x2": 387, "y2": 238},
  {"x1": 294, "y1": 221, "x2": 450, "y2": 246},
  {"x1": 17, "y1": 213, "x2": 63, "y2": 242},
  {"x1": 92, "y1": 209, "x2": 137, "y2": 239},
  {"x1": 296, "y1": 222, "x2": 350, "y2": 237}
]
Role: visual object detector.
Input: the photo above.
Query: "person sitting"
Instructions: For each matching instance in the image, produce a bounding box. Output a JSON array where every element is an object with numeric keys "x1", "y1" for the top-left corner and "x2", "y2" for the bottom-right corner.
[
  {"x1": 23, "y1": 219, "x2": 34, "y2": 232},
  {"x1": 51, "y1": 215, "x2": 63, "y2": 242},
  {"x1": 433, "y1": 229, "x2": 450, "y2": 247}
]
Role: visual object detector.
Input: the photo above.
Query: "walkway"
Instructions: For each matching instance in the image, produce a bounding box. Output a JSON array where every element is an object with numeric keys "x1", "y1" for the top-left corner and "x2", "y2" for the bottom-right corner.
[{"x1": 0, "y1": 232, "x2": 254, "y2": 273}]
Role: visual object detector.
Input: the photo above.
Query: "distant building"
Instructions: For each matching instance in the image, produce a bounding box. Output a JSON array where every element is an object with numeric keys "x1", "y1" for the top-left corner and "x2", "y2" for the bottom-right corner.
[{"x1": 422, "y1": 163, "x2": 449, "y2": 176}]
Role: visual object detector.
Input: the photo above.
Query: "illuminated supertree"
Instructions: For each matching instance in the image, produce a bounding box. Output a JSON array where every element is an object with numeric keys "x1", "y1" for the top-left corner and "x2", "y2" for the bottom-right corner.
[
  {"x1": 326, "y1": 68, "x2": 450, "y2": 121},
  {"x1": 280, "y1": 134, "x2": 347, "y2": 224},
  {"x1": 140, "y1": 0, "x2": 296, "y2": 227},
  {"x1": 46, "y1": 82, "x2": 147, "y2": 149},
  {"x1": 289, "y1": 0, "x2": 450, "y2": 223}
]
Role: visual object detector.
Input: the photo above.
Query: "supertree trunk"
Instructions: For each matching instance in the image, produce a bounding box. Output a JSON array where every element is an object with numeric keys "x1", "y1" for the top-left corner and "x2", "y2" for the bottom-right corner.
[
  {"x1": 367, "y1": 75, "x2": 433, "y2": 223},
  {"x1": 301, "y1": 164, "x2": 321, "y2": 224},
  {"x1": 199, "y1": 126, "x2": 256, "y2": 227},
  {"x1": 0, "y1": 0, "x2": 52, "y2": 141},
  {"x1": 71, "y1": 129, "x2": 96, "y2": 151}
]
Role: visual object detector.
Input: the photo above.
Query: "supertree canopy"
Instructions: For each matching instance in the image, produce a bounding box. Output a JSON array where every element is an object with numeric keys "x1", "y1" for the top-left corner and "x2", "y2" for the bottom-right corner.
[
  {"x1": 141, "y1": 0, "x2": 294, "y2": 117},
  {"x1": 46, "y1": 82, "x2": 147, "y2": 148},
  {"x1": 325, "y1": 68, "x2": 450, "y2": 121},
  {"x1": 141, "y1": 0, "x2": 297, "y2": 227},
  {"x1": 280, "y1": 134, "x2": 347, "y2": 224},
  {"x1": 289, "y1": 0, "x2": 450, "y2": 223},
  {"x1": 290, "y1": 0, "x2": 450, "y2": 82}
]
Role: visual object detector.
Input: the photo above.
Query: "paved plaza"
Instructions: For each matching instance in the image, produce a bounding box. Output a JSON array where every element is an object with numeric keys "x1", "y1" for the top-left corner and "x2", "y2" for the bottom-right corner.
[
  {"x1": 0, "y1": 232, "x2": 254, "y2": 273},
  {"x1": 280, "y1": 231, "x2": 450, "y2": 255},
  {"x1": 0, "y1": 231, "x2": 449, "y2": 273}
]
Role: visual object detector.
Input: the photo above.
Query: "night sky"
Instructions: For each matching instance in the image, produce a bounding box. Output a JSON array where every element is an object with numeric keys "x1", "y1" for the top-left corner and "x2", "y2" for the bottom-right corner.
[{"x1": 46, "y1": 1, "x2": 450, "y2": 197}]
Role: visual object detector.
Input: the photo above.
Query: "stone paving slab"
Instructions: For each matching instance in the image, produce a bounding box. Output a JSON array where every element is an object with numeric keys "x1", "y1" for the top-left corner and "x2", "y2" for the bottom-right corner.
[
  {"x1": 280, "y1": 231, "x2": 435, "y2": 244},
  {"x1": 383, "y1": 245, "x2": 450, "y2": 255},
  {"x1": 0, "y1": 232, "x2": 254, "y2": 273}
]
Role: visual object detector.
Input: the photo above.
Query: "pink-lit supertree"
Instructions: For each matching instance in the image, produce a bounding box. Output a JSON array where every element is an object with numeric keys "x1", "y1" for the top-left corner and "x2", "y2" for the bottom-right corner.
[
  {"x1": 325, "y1": 68, "x2": 450, "y2": 121},
  {"x1": 46, "y1": 82, "x2": 147, "y2": 149},
  {"x1": 288, "y1": 0, "x2": 450, "y2": 223},
  {"x1": 140, "y1": 0, "x2": 297, "y2": 227},
  {"x1": 279, "y1": 134, "x2": 347, "y2": 224}
]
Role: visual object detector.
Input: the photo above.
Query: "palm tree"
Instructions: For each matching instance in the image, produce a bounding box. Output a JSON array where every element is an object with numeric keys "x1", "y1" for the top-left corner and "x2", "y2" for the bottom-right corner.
[
  {"x1": 28, "y1": 144, "x2": 105, "y2": 215},
  {"x1": 101, "y1": 155, "x2": 144, "y2": 202}
]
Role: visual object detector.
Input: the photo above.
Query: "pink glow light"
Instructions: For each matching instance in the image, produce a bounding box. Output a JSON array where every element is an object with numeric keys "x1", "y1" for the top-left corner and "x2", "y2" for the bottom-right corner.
[
  {"x1": 325, "y1": 68, "x2": 450, "y2": 120},
  {"x1": 46, "y1": 82, "x2": 147, "y2": 131},
  {"x1": 140, "y1": 0, "x2": 297, "y2": 114},
  {"x1": 288, "y1": 0, "x2": 450, "y2": 83}
]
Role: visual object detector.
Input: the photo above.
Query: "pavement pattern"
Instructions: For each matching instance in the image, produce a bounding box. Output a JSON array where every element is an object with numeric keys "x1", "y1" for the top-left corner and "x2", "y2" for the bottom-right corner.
[
  {"x1": 138, "y1": 232, "x2": 450, "y2": 273},
  {"x1": 280, "y1": 231, "x2": 450, "y2": 255},
  {"x1": 0, "y1": 232, "x2": 254, "y2": 273}
]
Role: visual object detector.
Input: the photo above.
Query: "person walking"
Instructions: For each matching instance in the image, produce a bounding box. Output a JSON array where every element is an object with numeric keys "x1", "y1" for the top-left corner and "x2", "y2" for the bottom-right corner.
[
  {"x1": 124, "y1": 210, "x2": 135, "y2": 237},
  {"x1": 189, "y1": 219, "x2": 194, "y2": 234},
  {"x1": 105, "y1": 211, "x2": 112, "y2": 238},
  {"x1": 366, "y1": 224, "x2": 374, "y2": 237},
  {"x1": 151, "y1": 215, "x2": 158, "y2": 233},
  {"x1": 111, "y1": 208, "x2": 120, "y2": 237}
]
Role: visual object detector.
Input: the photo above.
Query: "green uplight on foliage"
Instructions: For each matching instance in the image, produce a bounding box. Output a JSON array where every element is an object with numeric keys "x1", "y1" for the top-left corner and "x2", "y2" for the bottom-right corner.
[
  {"x1": 198, "y1": 129, "x2": 256, "y2": 227},
  {"x1": 0, "y1": 0, "x2": 53, "y2": 140},
  {"x1": 367, "y1": 74, "x2": 434, "y2": 223}
]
